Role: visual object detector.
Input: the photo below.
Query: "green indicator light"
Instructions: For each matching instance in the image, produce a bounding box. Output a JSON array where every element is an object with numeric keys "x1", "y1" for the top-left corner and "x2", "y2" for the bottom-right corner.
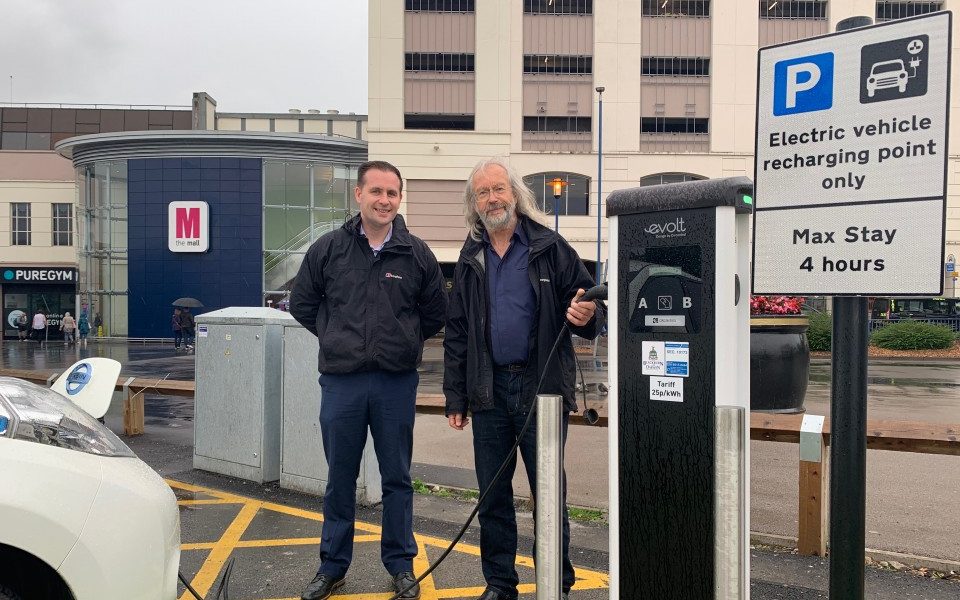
[{"x1": 741, "y1": 194, "x2": 753, "y2": 205}]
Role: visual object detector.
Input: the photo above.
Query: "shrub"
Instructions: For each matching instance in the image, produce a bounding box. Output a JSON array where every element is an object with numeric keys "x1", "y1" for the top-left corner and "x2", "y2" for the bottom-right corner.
[
  {"x1": 806, "y1": 312, "x2": 832, "y2": 351},
  {"x1": 870, "y1": 320, "x2": 957, "y2": 350}
]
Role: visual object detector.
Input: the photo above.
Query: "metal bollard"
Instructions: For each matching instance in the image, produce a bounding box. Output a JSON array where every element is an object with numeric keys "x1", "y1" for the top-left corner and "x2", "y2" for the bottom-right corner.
[{"x1": 536, "y1": 394, "x2": 563, "y2": 600}]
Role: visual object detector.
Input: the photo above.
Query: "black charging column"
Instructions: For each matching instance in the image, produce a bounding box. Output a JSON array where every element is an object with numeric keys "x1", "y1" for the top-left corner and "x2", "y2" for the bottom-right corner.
[{"x1": 607, "y1": 177, "x2": 753, "y2": 599}]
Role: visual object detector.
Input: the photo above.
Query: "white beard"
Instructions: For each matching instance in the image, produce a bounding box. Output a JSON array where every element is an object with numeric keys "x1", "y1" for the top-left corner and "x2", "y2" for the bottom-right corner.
[{"x1": 478, "y1": 200, "x2": 516, "y2": 232}]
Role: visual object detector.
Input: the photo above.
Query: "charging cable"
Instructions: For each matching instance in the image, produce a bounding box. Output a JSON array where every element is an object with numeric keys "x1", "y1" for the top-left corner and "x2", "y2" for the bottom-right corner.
[
  {"x1": 179, "y1": 557, "x2": 235, "y2": 600},
  {"x1": 387, "y1": 283, "x2": 607, "y2": 600}
]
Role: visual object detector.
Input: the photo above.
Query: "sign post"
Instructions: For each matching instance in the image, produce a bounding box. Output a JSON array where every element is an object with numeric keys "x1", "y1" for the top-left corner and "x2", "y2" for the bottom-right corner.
[{"x1": 753, "y1": 12, "x2": 951, "y2": 600}]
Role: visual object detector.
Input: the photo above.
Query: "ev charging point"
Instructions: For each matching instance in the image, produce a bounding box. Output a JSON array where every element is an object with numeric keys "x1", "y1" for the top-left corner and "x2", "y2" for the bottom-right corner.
[{"x1": 606, "y1": 177, "x2": 753, "y2": 599}]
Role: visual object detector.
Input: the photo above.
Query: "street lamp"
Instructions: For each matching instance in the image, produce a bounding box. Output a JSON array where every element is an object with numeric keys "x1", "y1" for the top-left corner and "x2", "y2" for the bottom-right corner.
[
  {"x1": 548, "y1": 176, "x2": 567, "y2": 232},
  {"x1": 595, "y1": 86, "x2": 605, "y2": 284}
]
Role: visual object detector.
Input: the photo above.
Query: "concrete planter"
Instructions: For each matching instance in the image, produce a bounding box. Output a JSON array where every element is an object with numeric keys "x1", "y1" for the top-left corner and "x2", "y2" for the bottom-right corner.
[{"x1": 750, "y1": 315, "x2": 810, "y2": 413}]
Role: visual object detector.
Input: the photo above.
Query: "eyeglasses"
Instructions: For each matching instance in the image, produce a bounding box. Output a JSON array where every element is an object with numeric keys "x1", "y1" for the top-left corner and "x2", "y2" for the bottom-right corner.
[{"x1": 475, "y1": 184, "x2": 510, "y2": 201}]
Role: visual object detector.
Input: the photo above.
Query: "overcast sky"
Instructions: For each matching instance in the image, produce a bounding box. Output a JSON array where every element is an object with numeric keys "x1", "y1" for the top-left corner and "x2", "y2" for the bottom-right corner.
[{"x1": 0, "y1": 0, "x2": 368, "y2": 114}]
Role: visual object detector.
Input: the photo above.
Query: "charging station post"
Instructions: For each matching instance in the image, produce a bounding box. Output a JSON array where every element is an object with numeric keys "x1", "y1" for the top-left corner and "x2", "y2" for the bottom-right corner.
[{"x1": 606, "y1": 177, "x2": 753, "y2": 599}]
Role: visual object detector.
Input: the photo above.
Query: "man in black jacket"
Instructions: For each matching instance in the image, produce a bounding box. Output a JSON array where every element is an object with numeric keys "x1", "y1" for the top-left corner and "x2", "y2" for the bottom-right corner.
[
  {"x1": 291, "y1": 160, "x2": 447, "y2": 600},
  {"x1": 443, "y1": 157, "x2": 605, "y2": 600}
]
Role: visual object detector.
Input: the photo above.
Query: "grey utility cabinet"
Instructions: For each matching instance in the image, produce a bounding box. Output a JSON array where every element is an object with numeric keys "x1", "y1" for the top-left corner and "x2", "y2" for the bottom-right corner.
[
  {"x1": 280, "y1": 323, "x2": 382, "y2": 505},
  {"x1": 194, "y1": 307, "x2": 291, "y2": 483}
]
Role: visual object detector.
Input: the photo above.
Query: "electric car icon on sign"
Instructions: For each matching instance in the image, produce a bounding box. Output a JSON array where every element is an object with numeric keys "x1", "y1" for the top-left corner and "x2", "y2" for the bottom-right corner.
[
  {"x1": 866, "y1": 59, "x2": 909, "y2": 97},
  {"x1": 0, "y1": 359, "x2": 180, "y2": 600}
]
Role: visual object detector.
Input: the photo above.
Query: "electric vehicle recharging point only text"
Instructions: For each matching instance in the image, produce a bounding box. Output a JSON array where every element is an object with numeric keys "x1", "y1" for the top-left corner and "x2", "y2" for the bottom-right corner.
[{"x1": 606, "y1": 177, "x2": 753, "y2": 600}]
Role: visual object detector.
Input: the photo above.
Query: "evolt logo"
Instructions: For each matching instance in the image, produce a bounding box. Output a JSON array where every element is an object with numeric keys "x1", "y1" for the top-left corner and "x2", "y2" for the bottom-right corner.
[
  {"x1": 773, "y1": 52, "x2": 834, "y2": 116},
  {"x1": 645, "y1": 217, "x2": 686, "y2": 238}
]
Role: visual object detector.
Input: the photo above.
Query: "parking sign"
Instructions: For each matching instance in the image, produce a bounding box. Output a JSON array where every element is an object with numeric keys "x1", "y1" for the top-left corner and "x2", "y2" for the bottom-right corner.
[{"x1": 753, "y1": 12, "x2": 951, "y2": 295}]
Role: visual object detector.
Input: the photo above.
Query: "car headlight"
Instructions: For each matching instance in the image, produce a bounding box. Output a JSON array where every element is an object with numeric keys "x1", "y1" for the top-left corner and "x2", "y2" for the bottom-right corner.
[{"x1": 0, "y1": 378, "x2": 135, "y2": 457}]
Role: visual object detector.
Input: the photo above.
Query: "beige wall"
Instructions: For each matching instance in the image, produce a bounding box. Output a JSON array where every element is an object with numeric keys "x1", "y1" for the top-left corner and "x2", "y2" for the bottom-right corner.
[
  {"x1": 0, "y1": 180, "x2": 77, "y2": 265},
  {"x1": 0, "y1": 151, "x2": 74, "y2": 181},
  {"x1": 0, "y1": 151, "x2": 76, "y2": 265}
]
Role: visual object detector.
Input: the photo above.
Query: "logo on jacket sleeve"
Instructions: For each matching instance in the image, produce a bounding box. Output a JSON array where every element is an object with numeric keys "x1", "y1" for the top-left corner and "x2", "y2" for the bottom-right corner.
[{"x1": 385, "y1": 272, "x2": 403, "y2": 280}]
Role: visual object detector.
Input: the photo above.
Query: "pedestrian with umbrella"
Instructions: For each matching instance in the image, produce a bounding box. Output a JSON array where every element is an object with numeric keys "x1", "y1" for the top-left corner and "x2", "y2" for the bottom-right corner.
[
  {"x1": 172, "y1": 298, "x2": 203, "y2": 350},
  {"x1": 172, "y1": 307, "x2": 183, "y2": 350}
]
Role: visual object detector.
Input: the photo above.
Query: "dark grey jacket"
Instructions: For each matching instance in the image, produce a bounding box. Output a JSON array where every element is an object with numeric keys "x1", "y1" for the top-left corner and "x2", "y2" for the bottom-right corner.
[
  {"x1": 443, "y1": 216, "x2": 606, "y2": 415},
  {"x1": 290, "y1": 214, "x2": 447, "y2": 374}
]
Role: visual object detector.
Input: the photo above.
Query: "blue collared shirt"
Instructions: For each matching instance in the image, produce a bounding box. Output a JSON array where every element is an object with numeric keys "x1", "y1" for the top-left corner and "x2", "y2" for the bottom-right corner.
[
  {"x1": 360, "y1": 222, "x2": 393, "y2": 256},
  {"x1": 484, "y1": 225, "x2": 536, "y2": 366}
]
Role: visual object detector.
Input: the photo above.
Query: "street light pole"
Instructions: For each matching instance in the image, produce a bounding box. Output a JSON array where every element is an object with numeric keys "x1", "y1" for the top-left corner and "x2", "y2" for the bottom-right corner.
[
  {"x1": 549, "y1": 177, "x2": 567, "y2": 233},
  {"x1": 595, "y1": 86, "x2": 605, "y2": 284}
]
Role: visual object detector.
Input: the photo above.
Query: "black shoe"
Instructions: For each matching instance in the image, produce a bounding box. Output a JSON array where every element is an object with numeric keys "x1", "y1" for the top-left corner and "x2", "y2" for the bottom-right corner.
[
  {"x1": 392, "y1": 571, "x2": 421, "y2": 599},
  {"x1": 476, "y1": 589, "x2": 512, "y2": 600},
  {"x1": 301, "y1": 573, "x2": 345, "y2": 600}
]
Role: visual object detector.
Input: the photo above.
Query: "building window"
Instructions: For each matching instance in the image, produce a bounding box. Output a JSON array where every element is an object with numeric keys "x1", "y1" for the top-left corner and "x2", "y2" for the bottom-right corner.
[
  {"x1": 642, "y1": 0, "x2": 711, "y2": 17},
  {"x1": 52, "y1": 203, "x2": 73, "y2": 246},
  {"x1": 876, "y1": 1, "x2": 943, "y2": 21},
  {"x1": 523, "y1": 172, "x2": 591, "y2": 216},
  {"x1": 523, "y1": 0, "x2": 593, "y2": 15},
  {"x1": 641, "y1": 117, "x2": 709, "y2": 134},
  {"x1": 523, "y1": 55, "x2": 593, "y2": 74},
  {"x1": 523, "y1": 116, "x2": 592, "y2": 133},
  {"x1": 11, "y1": 203, "x2": 31, "y2": 245},
  {"x1": 404, "y1": 114, "x2": 475, "y2": 130},
  {"x1": 1, "y1": 132, "x2": 27, "y2": 150},
  {"x1": 405, "y1": 53, "x2": 475, "y2": 72},
  {"x1": 640, "y1": 172, "x2": 707, "y2": 186},
  {"x1": 641, "y1": 56, "x2": 710, "y2": 77},
  {"x1": 760, "y1": 1, "x2": 827, "y2": 19},
  {"x1": 405, "y1": 0, "x2": 474, "y2": 11}
]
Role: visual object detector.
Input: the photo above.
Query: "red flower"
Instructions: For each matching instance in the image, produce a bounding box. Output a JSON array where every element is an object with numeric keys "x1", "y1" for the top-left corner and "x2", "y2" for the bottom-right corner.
[{"x1": 750, "y1": 295, "x2": 805, "y2": 315}]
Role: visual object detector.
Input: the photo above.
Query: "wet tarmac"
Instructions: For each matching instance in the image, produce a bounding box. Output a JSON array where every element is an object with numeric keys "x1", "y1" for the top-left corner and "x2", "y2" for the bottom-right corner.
[{"x1": 4, "y1": 339, "x2": 960, "y2": 568}]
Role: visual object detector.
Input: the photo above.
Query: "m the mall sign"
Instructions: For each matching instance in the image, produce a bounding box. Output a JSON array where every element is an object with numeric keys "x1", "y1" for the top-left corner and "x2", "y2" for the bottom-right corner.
[{"x1": 168, "y1": 201, "x2": 209, "y2": 253}]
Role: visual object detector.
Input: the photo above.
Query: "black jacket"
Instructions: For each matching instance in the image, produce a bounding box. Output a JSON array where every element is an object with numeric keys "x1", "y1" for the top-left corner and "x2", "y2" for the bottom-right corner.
[
  {"x1": 443, "y1": 216, "x2": 606, "y2": 415},
  {"x1": 290, "y1": 213, "x2": 447, "y2": 374}
]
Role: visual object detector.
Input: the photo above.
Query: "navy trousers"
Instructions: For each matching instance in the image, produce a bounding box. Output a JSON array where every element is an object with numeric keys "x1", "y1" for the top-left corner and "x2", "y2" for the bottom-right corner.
[
  {"x1": 472, "y1": 367, "x2": 575, "y2": 598},
  {"x1": 316, "y1": 369, "x2": 419, "y2": 578}
]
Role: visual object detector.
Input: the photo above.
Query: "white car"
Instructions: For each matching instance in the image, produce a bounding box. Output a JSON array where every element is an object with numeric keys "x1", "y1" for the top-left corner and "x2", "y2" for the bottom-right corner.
[
  {"x1": 866, "y1": 59, "x2": 909, "y2": 97},
  {"x1": 0, "y1": 376, "x2": 180, "y2": 599}
]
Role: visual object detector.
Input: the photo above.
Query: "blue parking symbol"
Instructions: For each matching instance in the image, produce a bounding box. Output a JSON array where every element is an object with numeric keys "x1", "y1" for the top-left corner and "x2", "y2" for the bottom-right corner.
[{"x1": 773, "y1": 52, "x2": 834, "y2": 116}]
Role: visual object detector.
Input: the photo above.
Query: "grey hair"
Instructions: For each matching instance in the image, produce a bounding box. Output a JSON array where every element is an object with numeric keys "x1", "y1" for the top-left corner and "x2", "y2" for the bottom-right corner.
[{"x1": 463, "y1": 156, "x2": 551, "y2": 241}]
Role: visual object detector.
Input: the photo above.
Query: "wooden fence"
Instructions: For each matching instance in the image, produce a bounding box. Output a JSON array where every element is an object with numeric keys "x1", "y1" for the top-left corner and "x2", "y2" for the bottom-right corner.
[{"x1": 2, "y1": 368, "x2": 957, "y2": 557}]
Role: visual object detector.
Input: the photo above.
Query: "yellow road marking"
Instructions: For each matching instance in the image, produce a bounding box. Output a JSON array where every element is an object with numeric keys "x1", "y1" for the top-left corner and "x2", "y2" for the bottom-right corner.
[
  {"x1": 178, "y1": 500, "x2": 261, "y2": 600},
  {"x1": 411, "y1": 537, "x2": 439, "y2": 599},
  {"x1": 169, "y1": 480, "x2": 608, "y2": 599},
  {"x1": 178, "y1": 499, "x2": 236, "y2": 506}
]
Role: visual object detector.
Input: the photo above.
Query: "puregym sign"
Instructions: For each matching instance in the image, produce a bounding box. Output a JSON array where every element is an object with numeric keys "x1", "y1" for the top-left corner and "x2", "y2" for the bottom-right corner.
[
  {"x1": 168, "y1": 201, "x2": 209, "y2": 253},
  {"x1": 2, "y1": 267, "x2": 77, "y2": 283}
]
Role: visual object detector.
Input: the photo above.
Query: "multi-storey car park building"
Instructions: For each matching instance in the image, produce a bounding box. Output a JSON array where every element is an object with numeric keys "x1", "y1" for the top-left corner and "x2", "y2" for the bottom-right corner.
[{"x1": 367, "y1": 0, "x2": 959, "y2": 291}]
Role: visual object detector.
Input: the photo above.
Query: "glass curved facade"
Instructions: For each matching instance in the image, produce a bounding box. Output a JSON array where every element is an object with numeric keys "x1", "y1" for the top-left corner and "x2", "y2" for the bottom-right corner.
[
  {"x1": 77, "y1": 161, "x2": 129, "y2": 336},
  {"x1": 263, "y1": 161, "x2": 357, "y2": 306}
]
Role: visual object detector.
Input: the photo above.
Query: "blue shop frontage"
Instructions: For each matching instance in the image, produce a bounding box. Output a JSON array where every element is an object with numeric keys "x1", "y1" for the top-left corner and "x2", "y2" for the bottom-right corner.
[{"x1": 56, "y1": 131, "x2": 366, "y2": 338}]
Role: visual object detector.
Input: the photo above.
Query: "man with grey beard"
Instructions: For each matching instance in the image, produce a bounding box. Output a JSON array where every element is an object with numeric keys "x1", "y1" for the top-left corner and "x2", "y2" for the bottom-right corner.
[{"x1": 442, "y1": 157, "x2": 606, "y2": 600}]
